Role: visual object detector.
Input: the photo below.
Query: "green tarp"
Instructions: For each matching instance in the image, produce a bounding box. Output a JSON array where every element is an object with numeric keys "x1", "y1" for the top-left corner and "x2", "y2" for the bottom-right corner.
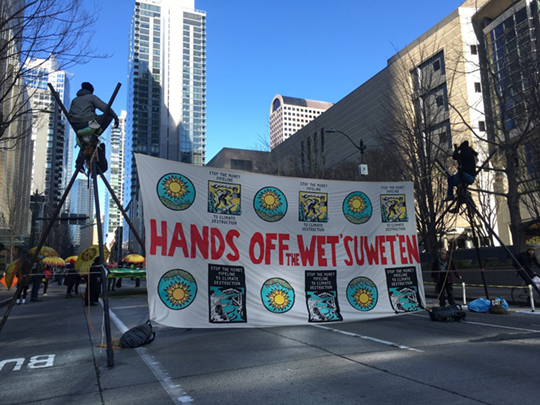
[{"x1": 107, "y1": 267, "x2": 146, "y2": 279}]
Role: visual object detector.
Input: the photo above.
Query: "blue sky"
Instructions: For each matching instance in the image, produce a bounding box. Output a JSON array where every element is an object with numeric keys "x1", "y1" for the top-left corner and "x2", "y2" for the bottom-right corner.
[{"x1": 69, "y1": 0, "x2": 465, "y2": 161}]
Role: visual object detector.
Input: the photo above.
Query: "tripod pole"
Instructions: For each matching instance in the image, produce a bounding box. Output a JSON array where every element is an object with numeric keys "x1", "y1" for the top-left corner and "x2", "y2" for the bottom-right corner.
[
  {"x1": 91, "y1": 162, "x2": 114, "y2": 367},
  {"x1": 466, "y1": 196, "x2": 540, "y2": 296},
  {"x1": 0, "y1": 159, "x2": 85, "y2": 334},
  {"x1": 96, "y1": 165, "x2": 145, "y2": 254},
  {"x1": 465, "y1": 200, "x2": 489, "y2": 299}
]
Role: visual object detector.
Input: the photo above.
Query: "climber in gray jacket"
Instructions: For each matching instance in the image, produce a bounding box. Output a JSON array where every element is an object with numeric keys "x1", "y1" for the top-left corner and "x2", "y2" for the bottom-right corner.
[
  {"x1": 69, "y1": 82, "x2": 118, "y2": 173},
  {"x1": 69, "y1": 82, "x2": 119, "y2": 133}
]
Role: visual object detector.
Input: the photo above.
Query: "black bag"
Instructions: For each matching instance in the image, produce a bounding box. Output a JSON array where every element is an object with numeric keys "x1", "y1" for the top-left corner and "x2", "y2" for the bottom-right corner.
[
  {"x1": 429, "y1": 304, "x2": 467, "y2": 322},
  {"x1": 120, "y1": 320, "x2": 156, "y2": 348}
]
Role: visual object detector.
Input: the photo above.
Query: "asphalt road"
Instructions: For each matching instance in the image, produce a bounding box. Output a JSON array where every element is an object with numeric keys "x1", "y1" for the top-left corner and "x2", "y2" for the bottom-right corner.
[{"x1": 1, "y1": 280, "x2": 539, "y2": 405}]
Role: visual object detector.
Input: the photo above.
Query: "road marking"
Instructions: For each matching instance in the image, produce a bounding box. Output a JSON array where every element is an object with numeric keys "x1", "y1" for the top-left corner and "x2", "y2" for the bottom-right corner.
[
  {"x1": 0, "y1": 355, "x2": 55, "y2": 372},
  {"x1": 313, "y1": 325, "x2": 423, "y2": 352},
  {"x1": 410, "y1": 313, "x2": 540, "y2": 333},
  {"x1": 516, "y1": 311, "x2": 540, "y2": 316},
  {"x1": 106, "y1": 306, "x2": 194, "y2": 404},
  {"x1": 463, "y1": 320, "x2": 540, "y2": 333}
]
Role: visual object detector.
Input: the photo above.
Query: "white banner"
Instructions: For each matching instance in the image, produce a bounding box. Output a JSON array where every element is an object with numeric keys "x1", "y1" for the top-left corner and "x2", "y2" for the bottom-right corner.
[{"x1": 136, "y1": 154, "x2": 425, "y2": 328}]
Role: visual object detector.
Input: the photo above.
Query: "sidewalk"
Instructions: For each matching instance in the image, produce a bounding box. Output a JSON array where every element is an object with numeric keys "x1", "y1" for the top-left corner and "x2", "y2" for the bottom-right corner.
[{"x1": 0, "y1": 279, "x2": 173, "y2": 405}]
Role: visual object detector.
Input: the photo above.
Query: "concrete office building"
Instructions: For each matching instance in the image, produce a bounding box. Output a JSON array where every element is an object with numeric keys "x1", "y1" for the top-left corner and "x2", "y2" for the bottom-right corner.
[
  {"x1": 206, "y1": 148, "x2": 271, "y2": 173},
  {"x1": 472, "y1": 0, "x2": 540, "y2": 245},
  {"x1": 271, "y1": 0, "x2": 498, "y2": 244},
  {"x1": 269, "y1": 95, "x2": 333, "y2": 149},
  {"x1": 0, "y1": 0, "x2": 34, "y2": 256}
]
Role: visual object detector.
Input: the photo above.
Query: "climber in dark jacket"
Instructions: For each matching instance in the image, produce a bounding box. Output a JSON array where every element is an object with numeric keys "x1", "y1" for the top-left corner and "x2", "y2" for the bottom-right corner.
[
  {"x1": 445, "y1": 140, "x2": 478, "y2": 209},
  {"x1": 68, "y1": 82, "x2": 119, "y2": 173}
]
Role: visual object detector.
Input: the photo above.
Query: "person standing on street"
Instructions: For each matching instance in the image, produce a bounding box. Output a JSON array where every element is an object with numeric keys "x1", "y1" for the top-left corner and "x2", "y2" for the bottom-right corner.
[
  {"x1": 107, "y1": 260, "x2": 118, "y2": 292},
  {"x1": 15, "y1": 264, "x2": 30, "y2": 305},
  {"x1": 42, "y1": 266, "x2": 53, "y2": 296},
  {"x1": 64, "y1": 263, "x2": 80, "y2": 298},
  {"x1": 432, "y1": 248, "x2": 462, "y2": 307},
  {"x1": 85, "y1": 256, "x2": 104, "y2": 306},
  {"x1": 514, "y1": 246, "x2": 540, "y2": 284},
  {"x1": 30, "y1": 260, "x2": 43, "y2": 303}
]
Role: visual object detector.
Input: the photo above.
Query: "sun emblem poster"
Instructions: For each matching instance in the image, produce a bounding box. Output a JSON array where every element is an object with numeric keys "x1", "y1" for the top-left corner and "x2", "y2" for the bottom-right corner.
[{"x1": 136, "y1": 154, "x2": 425, "y2": 328}]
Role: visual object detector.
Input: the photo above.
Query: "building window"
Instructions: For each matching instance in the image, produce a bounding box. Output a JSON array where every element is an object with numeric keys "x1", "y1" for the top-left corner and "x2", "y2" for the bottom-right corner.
[
  {"x1": 433, "y1": 60, "x2": 440, "y2": 71},
  {"x1": 439, "y1": 131, "x2": 447, "y2": 145},
  {"x1": 231, "y1": 159, "x2": 253, "y2": 172},
  {"x1": 436, "y1": 96, "x2": 444, "y2": 107},
  {"x1": 470, "y1": 45, "x2": 478, "y2": 55},
  {"x1": 474, "y1": 82, "x2": 481, "y2": 93},
  {"x1": 479, "y1": 121, "x2": 486, "y2": 132}
]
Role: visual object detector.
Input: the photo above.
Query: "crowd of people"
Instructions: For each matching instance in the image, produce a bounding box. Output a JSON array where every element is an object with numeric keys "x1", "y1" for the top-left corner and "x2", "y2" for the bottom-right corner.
[{"x1": 8, "y1": 260, "x2": 145, "y2": 306}]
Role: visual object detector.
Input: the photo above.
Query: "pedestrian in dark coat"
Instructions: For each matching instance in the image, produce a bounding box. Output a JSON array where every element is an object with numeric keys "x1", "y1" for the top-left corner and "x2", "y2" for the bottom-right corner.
[
  {"x1": 64, "y1": 263, "x2": 80, "y2": 298},
  {"x1": 432, "y1": 248, "x2": 462, "y2": 307},
  {"x1": 513, "y1": 246, "x2": 540, "y2": 284}
]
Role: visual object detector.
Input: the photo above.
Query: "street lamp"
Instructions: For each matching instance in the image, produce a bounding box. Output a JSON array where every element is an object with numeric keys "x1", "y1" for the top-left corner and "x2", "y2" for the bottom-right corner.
[{"x1": 326, "y1": 128, "x2": 368, "y2": 175}]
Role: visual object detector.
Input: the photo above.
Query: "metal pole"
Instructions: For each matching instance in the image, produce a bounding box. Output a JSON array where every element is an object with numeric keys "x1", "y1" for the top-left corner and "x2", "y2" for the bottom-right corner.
[
  {"x1": 529, "y1": 285, "x2": 535, "y2": 312},
  {"x1": 465, "y1": 200, "x2": 489, "y2": 299},
  {"x1": 96, "y1": 165, "x2": 145, "y2": 255},
  {"x1": 466, "y1": 195, "x2": 540, "y2": 296},
  {"x1": 92, "y1": 162, "x2": 114, "y2": 367}
]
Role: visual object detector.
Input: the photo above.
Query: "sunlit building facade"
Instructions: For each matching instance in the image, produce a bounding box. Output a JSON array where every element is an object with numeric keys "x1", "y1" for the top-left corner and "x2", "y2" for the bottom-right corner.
[{"x1": 269, "y1": 95, "x2": 333, "y2": 149}]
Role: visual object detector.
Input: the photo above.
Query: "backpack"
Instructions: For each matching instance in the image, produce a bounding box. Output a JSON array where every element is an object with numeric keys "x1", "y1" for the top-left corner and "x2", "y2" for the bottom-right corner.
[
  {"x1": 429, "y1": 304, "x2": 467, "y2": 322},
  {"x1": 119, "y1": 320, "x2": 156, "y2": 348},
  {"x1": 488, "y1": 298, "x2": 509, "y2": 315}
]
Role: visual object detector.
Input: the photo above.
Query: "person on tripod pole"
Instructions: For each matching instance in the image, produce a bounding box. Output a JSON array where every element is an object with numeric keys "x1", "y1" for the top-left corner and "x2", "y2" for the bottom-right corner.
[
  {"x1": 445, "y1": 140, "x2": 478, "y2": 210},
  {"x1": 68, "y1": 82, "x2": 119, "y2": 173}
]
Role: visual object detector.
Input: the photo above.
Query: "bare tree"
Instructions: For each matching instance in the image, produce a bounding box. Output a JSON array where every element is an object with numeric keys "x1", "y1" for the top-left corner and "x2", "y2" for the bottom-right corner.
[
  {"x1": 445, "y1": 8, "x2": 540, "y2": 251},
  {"x1": 3, "y1": 174, "x2": 30, "y2": 263},
  {"x1": 375, "y1": 43, "x2": 468, "y2": 253},
  {"x1": 0, "y1": 0, "x2": 101, "y2": 147}
]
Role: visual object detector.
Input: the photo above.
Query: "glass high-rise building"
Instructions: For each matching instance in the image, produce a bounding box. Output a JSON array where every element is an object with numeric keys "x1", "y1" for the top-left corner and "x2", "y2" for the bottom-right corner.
[
  {"x1": 24, "y1": 55, "x2": 71, "y2": 210},
  {"x1": 125, "y1": 0, "x2": 206, "y2": 202},
  {"x1": 69, "y1": 176, "x2": 94, "y2": 250},
  {"x1": 106, "y1": 110, "x2": 127, "y2": 234}
]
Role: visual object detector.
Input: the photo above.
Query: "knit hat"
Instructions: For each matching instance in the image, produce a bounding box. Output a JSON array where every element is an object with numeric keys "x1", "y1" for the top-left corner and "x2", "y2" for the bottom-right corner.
[
  {"x1": 81, "y1": 82, "x2": 94, "y2": 93},
  {"x1": 527, "y1": 245, "x2": 536, "y2": 251}
]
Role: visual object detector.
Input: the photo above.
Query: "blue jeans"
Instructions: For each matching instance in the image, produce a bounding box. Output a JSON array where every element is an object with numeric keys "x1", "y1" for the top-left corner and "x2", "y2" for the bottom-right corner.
[{"x1": 447, "y1": 172, "x2": 475, "y2": 197}]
